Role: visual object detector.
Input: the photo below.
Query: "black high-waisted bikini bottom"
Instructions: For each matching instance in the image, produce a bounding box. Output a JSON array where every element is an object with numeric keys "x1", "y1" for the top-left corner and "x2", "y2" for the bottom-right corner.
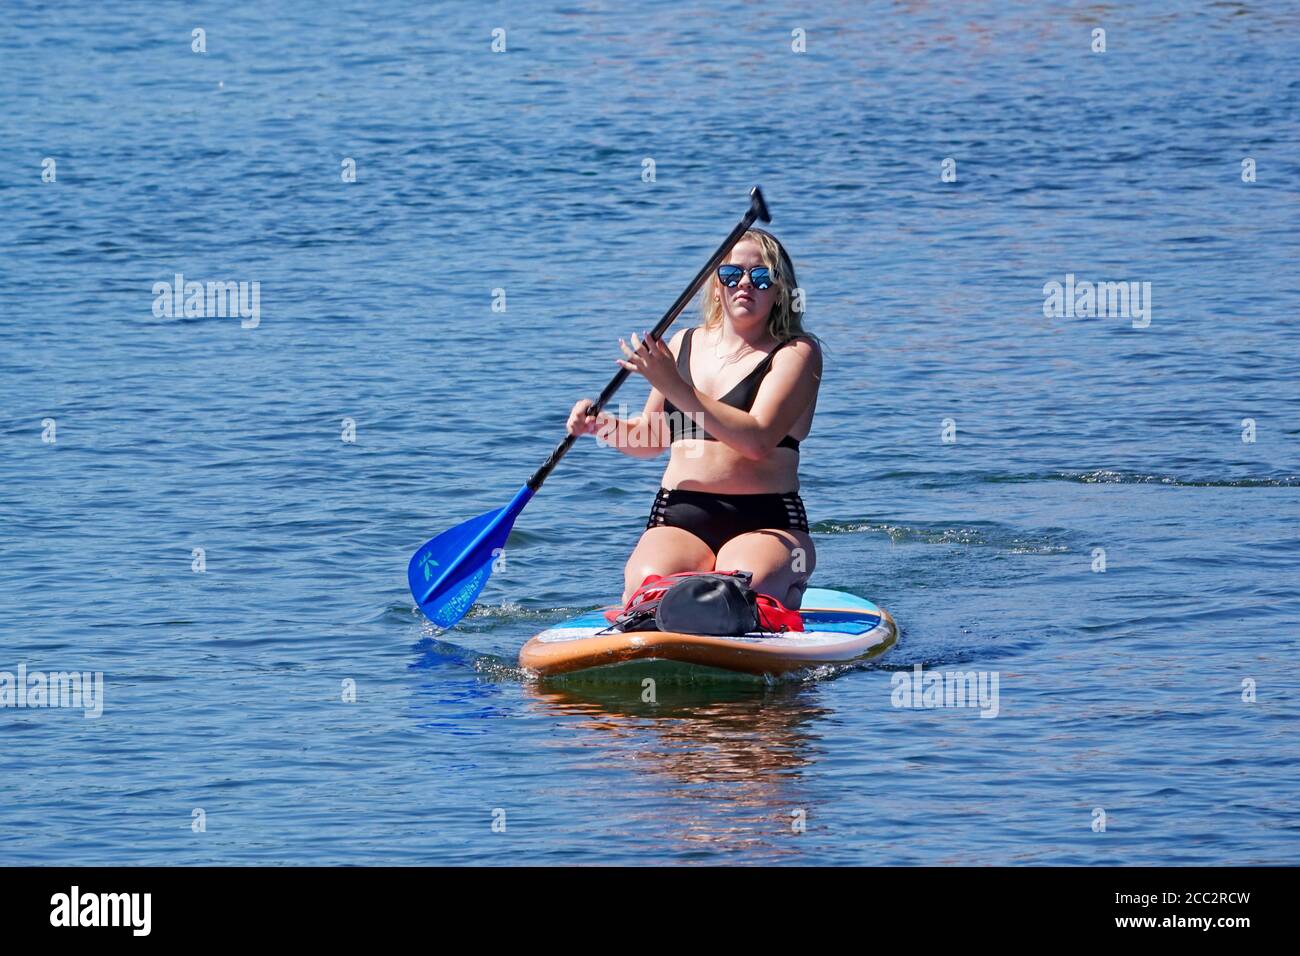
[{"x1": 644, "y1": 487, "x2": 809, "y2": 555}]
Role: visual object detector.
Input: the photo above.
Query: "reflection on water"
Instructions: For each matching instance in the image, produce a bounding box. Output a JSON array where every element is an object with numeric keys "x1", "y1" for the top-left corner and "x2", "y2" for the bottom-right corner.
[{"x1": 524, "y1": 679, "x2": 833, "y2": 858}]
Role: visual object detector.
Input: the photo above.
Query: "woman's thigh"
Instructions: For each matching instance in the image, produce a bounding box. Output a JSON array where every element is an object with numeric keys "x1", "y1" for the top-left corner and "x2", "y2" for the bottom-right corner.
[
  {"x1": 714, "y1": 528, "x2": 817, "y2": 608},
  {"x1": 622, "y1": 526, "x2": 716, "y2": 602}
]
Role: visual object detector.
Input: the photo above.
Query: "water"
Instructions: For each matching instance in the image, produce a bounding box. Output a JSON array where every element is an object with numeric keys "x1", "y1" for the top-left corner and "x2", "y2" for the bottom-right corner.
[{"x1": 2, "y1": 1, "x2": 1298, "y2": 865}]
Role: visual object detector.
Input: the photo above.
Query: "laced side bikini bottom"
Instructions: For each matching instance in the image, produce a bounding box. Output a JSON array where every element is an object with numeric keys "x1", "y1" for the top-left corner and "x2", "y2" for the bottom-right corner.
[{"x1": 644, "y1": 486, "x2": 809, "y2": 554}]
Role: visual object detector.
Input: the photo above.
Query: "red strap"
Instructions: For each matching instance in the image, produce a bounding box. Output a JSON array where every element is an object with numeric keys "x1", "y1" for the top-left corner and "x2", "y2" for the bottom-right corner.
[
  {"x1": 755, "y1": 593, "x2": 805, "y2": 632},
  {"x1": 602, "y1": 571, "x2": 692, "y2": 623}
]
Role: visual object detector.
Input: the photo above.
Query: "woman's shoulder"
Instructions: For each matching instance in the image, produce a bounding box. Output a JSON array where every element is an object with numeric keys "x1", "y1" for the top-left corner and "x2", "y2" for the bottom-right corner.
[
  {"x1": 777, "y1": 332, "x2": 822, "y2": 360},
  {"x1": 666, "y1": 326, "x2": 692, "y2": 357}
]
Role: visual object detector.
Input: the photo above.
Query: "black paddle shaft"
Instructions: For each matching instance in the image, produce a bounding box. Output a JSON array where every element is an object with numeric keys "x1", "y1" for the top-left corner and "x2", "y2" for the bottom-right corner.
[{"x1": 526, "y1": 186, "x2": 772, "y2": 492}]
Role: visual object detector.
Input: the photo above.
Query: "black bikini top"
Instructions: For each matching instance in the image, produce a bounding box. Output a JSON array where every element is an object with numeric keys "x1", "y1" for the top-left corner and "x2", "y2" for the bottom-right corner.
[{"x1": 662, "y1": 327, "x2": 802, "y2": 452}]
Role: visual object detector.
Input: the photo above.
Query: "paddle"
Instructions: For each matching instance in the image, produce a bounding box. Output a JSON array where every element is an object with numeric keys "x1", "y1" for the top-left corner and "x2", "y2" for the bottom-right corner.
[{"x1": 408, "y1": 186, "x2": 772, "y2": 627}]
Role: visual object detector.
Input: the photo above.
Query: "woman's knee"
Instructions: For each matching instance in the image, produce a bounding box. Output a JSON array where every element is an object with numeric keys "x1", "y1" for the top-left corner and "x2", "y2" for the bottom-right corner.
[
  {"x1": 779, "y1": 578, "x2": 809, "y2": 609},
  {"x1": 621, "y1": 529, "x2": 714, "y2": 601},
  {"x1": 714, "y1": 532, "x2": 813, "y2": 604},
  {"x1": 622, "y1": 560, "x2": 694, "y2": 602}
]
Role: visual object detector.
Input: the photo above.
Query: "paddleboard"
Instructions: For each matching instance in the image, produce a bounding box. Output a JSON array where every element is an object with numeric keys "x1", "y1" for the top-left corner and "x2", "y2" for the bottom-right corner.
[{"x1": 519, "y1": 587, "x2": 897, "y2": 680}]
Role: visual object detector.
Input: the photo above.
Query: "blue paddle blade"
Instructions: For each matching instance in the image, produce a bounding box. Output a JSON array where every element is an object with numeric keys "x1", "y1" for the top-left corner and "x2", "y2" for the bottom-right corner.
[{"x1": 408, "y1": 484, "x2": 535, "y2": 628}]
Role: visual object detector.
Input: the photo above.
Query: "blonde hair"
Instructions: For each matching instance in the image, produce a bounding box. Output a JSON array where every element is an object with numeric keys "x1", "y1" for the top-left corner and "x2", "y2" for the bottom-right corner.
[{"x1": 700, "y1": 228, "x2": 823, "y2": 348}]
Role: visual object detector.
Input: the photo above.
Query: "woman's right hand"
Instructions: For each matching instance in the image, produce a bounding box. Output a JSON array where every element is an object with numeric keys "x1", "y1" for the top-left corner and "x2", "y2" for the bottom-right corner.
[{"x1": 567, "y1": 399, "x2": 612, "y2": 438}]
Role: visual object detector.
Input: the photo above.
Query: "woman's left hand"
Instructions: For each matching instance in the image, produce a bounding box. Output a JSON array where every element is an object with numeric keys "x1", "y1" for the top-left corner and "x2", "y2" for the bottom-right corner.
[{"x1": 616, "y1": 331, "x2": 683, "y2": 398}]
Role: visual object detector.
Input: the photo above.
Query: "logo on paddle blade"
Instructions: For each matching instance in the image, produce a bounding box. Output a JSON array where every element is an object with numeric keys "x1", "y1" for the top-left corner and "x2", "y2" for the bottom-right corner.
[{"x1": 418, "y1": 553, "x2": 439, "y2": 581}]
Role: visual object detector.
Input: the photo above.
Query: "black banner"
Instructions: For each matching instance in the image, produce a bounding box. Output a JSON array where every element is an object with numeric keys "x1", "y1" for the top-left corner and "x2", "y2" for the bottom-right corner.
[{"x1": 0, "y1": 866, "x2": 1285, "y2": 941}]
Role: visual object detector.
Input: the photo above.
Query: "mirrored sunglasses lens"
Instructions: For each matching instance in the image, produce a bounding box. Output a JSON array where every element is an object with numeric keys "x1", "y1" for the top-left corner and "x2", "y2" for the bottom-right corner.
[{"x1": 717, "y1": 266, "x2": 742, "y2": 287}]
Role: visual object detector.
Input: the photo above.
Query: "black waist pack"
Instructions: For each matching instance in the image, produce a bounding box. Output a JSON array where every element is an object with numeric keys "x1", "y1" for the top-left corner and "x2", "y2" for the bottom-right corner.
[
  {"x1": 610, "y1": 570, "x2": 759, "y2": 636},
  {"x1": 658, "y1": 570, "x2": 759, "y2": 635}
]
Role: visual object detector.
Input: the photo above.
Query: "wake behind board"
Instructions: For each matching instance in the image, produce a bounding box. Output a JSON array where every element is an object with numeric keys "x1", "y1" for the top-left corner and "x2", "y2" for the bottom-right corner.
[{"x1": 520, "y1": 587, "x2": 897, "y2": 680}]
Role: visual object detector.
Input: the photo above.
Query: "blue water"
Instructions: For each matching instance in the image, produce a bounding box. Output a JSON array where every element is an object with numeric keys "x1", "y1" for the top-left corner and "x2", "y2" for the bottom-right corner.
[{"x1": 2, "y1": 1, "x2": 1298, "y2": 865}]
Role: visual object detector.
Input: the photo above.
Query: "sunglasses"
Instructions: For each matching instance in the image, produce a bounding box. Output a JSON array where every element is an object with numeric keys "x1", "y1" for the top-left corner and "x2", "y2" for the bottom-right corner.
[{"x1": 717, "y1": 264, "x2": 774, "y2": 290}]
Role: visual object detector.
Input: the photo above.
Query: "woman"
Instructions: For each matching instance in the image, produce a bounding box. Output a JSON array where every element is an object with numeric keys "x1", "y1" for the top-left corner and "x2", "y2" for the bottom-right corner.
[{"x1": 566, "y1": 229, "x2": 823, "y2": 608}]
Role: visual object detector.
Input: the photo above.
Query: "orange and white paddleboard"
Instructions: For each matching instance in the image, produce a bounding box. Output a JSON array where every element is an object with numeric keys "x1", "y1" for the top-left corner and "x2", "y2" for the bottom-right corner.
[{"x1": 520, "y1": 587, "x2": 897, "y2": 680}]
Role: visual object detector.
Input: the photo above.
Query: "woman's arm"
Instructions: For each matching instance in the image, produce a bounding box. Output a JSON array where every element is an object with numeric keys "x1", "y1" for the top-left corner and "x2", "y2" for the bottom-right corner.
[
  {"x1": 566, "y1": 329, "x2": 688, "y2": 459},
  {"x1": 606, "y1": 328, "x2": 689, "y2": 457},
  {"x1": 566, "y1": 404, "x2": 662, "y2": 459},
  {"x1": 662, "y1": 337, "x2": 821, "y2": 461},
  {"x1": 600, "y1": 413, "x2": 669, "y2": 459}
]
